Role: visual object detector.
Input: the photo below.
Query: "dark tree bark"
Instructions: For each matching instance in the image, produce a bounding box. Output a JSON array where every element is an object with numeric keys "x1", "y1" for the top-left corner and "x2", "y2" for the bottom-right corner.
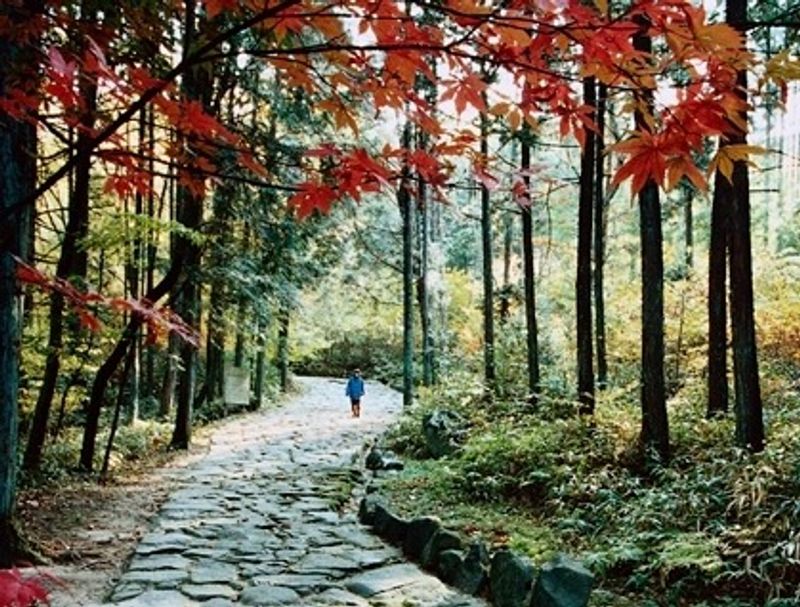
[
  {"x1": 0, "y1": 2, "x2": 37, "y2": 564},
  {"x1": 520, "y1": 133, "x2": 540, "y2": 405},
  {"x1": 594, "y1": 81, "x2": 609, "y2": 389},
  {"x1": 254, "y1": 332, "x2": 266, "y2": 409},
  {"x1": 277, "y1": 307, "x2": 290, "y2": 393},
  {"x1": 634, "y1": 21, "x2": 669, "y2": 463},
  {"x1": 684, "y1": 188, "x2": 694, "y2": 271},
  {"x1": 576, "y1": 77, "x2": 596, "y2": 414},
  {"x1": 418, "y1": 147, "x2": 434, "y2": 387},
  {"x1": 727, "y1": 0, "x2": 764, "y2": 452},
  {"x1": 400, "y1": 119, "x2": 414, "y2": 407},
  {"x1": 171, "y1": 0, "x2": 212, "y2": 450},
  {"x1": 480, "y1": 110, "x2": 496, "y2": 392},
  {"x1": 707, "y1": 171, "x2": 729, "y2": 418},
  {"x1": 499, "y1": 206, "x2": 513, "y2": 324}
]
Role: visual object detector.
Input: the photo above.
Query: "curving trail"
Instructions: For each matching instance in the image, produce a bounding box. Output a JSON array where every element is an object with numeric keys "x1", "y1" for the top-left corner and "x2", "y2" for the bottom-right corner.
[{"x1": 68, "y1": 377, "x2": 483, "y2": 607}]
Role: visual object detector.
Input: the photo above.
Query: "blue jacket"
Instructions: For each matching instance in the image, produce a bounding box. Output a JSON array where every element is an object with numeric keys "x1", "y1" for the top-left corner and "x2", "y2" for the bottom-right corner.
[{"x1": 346, "y1": 376, "x2": 365, "y2": 399}]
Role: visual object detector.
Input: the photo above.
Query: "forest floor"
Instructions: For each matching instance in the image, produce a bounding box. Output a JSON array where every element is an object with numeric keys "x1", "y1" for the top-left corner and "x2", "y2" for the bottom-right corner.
[{"x1": 20, "y1": 377, "x2": 484, "y2": 607}]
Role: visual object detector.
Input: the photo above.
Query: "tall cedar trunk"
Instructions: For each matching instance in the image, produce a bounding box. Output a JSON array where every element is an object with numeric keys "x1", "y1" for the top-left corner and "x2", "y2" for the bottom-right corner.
[
  {"x1": 145, "y1": 105, "x2": 156, "y2": 400},
  {"x1": 727, "y1": 0, "x2": 764, "y2": 451},
  {"x1": 400, "y1": 120, "x2": 414, "y2": 407},
  {"x1": 418, "y1": 141, "x2": 434, "y2": 387},
  {"x1": 205, "y1": 180, "x2": 233, "y2": 402},
  {"x1": 480, "y1": 110, "x2": 496, "y2": 392},
  {"x1": 234, "y1": 294, "x2": 246, "y2": 367},
  {"x1": 520, "y1": 134, "x2": 540, "y2": 405},
  {"x1": 24, "y1": 63, "x2": 98, "y2": 471},
  {"x1": 707, "y1": 171, "x2": 729, "y2": 417},
  {"x1": 576, "y1": 77, "x2": 596, "y2": 414},
  {"x1": 0, "y1": 2, "x2": 37, "y2": 563},
  {"x1": 254, "y1": 333, "x2": 266, "y2": 408},
  {"x1": 634, "y1": 22, "x2": 669, "y2": 462},
  {"x1": 594, "y1": 81, "x2": 609, "y2": 389},
  {"x1": 684, "y1": 189, "x2": 694, "y2": 271},
  {"x1": 500, "y1": 208, "x2": 512, "y2": 324},
  {"x1": 278, "y1": 308, "x2": 289, "y2": 393},
  {"x1": 171, "y1": 0, "x2": 210, "y2": 450}
]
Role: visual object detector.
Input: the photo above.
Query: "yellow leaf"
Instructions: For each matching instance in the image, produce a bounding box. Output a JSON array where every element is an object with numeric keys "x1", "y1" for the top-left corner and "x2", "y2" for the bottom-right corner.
[{"x1": 594, "y1": 0, "x2": 607, "y2": 15}]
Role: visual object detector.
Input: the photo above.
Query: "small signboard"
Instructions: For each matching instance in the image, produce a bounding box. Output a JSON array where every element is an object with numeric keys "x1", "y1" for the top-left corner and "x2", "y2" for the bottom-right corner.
[{"x1": 224, "y1": 366, "x2": 250, "y2": 407}]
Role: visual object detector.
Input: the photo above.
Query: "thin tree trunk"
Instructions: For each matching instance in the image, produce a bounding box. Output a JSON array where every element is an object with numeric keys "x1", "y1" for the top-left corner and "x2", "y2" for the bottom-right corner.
[
  {"x1": 277, "y1": 307, "x2": 290, "y2": 393},
  {"x1": 418, "y1": 157, "x2": 434, "y2": 387},
  {"x1": 520, "y1": 133, "x2": 540, "y2": 406},
  {"x1": 684, "y1": 189, "x2": 694, "y2": 272},
  {"x1": 80, "y1": 261, "x2": 184, "y2": 471},
  {"x1": 594, "y1": 81, "x2": 609, "y2": 389},
  {"x1": 634, "y1": 21, "x2": 669, "y2": 463},
  {"x1": 0, "y1": 2, "x2": 37, "y2": 562},
  {"x1": 254, "y1": 334, "x2": 266, "y2": 409},
  {"x1": 480, "y1": 109, "x2": 496, "y2": 392},
  {"x1": 727, "y1": 0, "x2": 764, "y2": 452},
  {"x1": 577, "y1": 77, "x2": 596, "y2": 414},
  {"x1": 400, "y1": 120, "x2": 414, "y2": 407},
  {"x1": 707, "y1": 171, "x2": 729, "y2": 418},
  {"x1": 100, "y1": 345, "x2": 135, "y2": 480},
  {"x1": 500, "y1": 205, "x2": 513, "y2": 324}
]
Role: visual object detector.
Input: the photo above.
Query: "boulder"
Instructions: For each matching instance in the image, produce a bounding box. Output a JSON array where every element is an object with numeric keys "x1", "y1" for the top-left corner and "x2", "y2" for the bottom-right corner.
[
  {"x1": 489, "y1": 548, "x2": 534, "y2": 607},
  {"x1": 358, "y1": 495, "x2": 383, "y2": 526},
  {"x1": 403, "y1": 517, "x2": 442, "y2": 561},
  {"x1": 366, "y1": 446, "x2": 405, "y2": 471},
  {"x1": 436, "y1": 549, "x2": 464, "y2": 585},
  {"x1": 452, "y1": 540, "x2": 489, "y2": 596},
  {"x1": 422, "y1": 410, "x2": 466, "y2": 458},
  {"x1": 530, "y1": 554, "x2": 594, "y2": 607},
  {"x1": 420, "y1": 528, "x2": 462, "y2": 571},
  {"x1": 372, "y1": 504, "x2": 409, "y2": 544}
]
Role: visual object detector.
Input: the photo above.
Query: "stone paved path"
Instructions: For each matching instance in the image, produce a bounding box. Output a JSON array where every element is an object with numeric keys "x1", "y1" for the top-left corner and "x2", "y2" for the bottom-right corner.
[{"x1": 94, "y1": 377, "x2": 485, "y2": 607}]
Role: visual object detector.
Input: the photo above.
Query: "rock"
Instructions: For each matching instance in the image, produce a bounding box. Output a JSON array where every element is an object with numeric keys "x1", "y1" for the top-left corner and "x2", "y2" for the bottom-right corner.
[
  {"x1": 345, "y1": 563, "x2": 427, "y2": 598},
  {"x1": 239, "y1": 585, "x2": 300, "y2": 605},
  {"x1": 420, "y1": 528, "x2": 463, "y2": 571},
  {"x1": 373, "y1": 503, "x2": 409, "y2": 544},
  {"x1": 489, "y1": 548, "x2": 534, "y2": 607},
  {"x1": 181, "y1": 584, "x2": 238, "y2": 601},
  {"x1": 366, "y1": 446, "x2": 405, "y2": 471},
  {"x1": 436, "y1": 549, "x2": 464, "y2": 584},
  {"x1": 453, "y1": 540, "x2": 489, "y2": 596},
  {"x1": 365, "y1": 447, "x2": 384, "y2": 470},
  {"x1": 530, "y1": 553, "x2": 594, "y2": 607},
  {"x1": 358, "y1": 495, "x2": 383, "y2": 526},
  {"x1": 422, "y1": 410, "x2": 465, "y2": 458},
  {"x1": 403, "y1": 516, "x2": 442, "y2": 561}
]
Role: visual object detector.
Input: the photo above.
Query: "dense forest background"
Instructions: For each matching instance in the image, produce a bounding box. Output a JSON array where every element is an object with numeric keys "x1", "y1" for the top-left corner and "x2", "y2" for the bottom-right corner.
[{"x1": 3, "y1": 0, "x2": 800, "y2": 604}]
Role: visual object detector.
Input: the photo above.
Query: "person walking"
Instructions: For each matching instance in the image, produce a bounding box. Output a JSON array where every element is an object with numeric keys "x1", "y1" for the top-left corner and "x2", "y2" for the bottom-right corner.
[{"x1": 345, "y1": 369, "x2": 365, "y2": 418}]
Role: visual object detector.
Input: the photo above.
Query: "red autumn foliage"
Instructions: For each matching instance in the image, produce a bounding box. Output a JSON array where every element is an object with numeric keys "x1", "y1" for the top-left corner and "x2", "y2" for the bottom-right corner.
[{"x1": 0, "y1": 569, "x2": 51, "y2": 607}]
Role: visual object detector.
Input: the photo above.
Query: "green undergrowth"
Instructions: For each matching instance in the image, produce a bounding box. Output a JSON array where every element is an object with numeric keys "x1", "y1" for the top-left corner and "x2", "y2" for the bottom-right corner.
[{"x1": 381, "y1": 369, "x2": 800, "y2": 606}]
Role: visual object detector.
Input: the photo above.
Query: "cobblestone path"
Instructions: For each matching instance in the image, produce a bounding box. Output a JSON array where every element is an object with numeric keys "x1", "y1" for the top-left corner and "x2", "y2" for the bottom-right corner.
[{"x1": 97, "y1": 377, "x2": 485, "y2": 607}]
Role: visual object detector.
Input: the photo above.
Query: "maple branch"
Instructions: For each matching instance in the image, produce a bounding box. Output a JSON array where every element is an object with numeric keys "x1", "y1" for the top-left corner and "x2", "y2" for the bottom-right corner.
[{"x1": 0, "y1": 0, "x2": 304, "y2": 231}]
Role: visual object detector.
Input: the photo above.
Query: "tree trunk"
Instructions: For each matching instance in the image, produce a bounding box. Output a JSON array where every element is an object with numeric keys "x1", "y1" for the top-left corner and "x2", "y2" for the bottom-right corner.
[
  {"x1": 0, "y1": 3, "x2": 37, "y2": 562},
  {"x1": 254, "y1": 334, "x2": 266, "y2": 409},
  {"x1": 727, "y1": 0, "x2": 764, "y2": 452},
  {"x1": 277, "y1": 307, "x2": 290, "y2": 393},
  {"x1": 594, "y1": 81, "x2": 609, "y2": 389},
  {"x1": 707, "y1": 171, "x2": 729, "y2": 418},
  {"x1": 418, "y1": 155, "x2": 434, "y2": 387},
  {"x1": 684, "y1": 188, "x2": 694, "y2": 272},
  {"x1": 400, "y1": 120, "x2": 414, "y2": 407},
  {"x1": 634, "y1": 22, "x2": 669, "y2": 463},
  {"x1": 480, "y1": 110, "x2": 496, "y2": 392},
  {"x1": 520, "y1": 133, "x2": 540, "y2": 405},
  {"x1": 576, "y1": 77, "x2": 596, "y2": 414},
  {"x1": 170, "y1": 0, "x2": 210, "y2": 450},
  {"x1": 500, "y1": 205, "x2": 513, "y2": 324}
]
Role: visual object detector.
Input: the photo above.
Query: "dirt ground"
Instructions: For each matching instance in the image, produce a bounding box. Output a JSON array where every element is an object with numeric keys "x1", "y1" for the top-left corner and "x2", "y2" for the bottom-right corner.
[{"x1": 16, "y1": 432, "x2": 216, "y2": 605}]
